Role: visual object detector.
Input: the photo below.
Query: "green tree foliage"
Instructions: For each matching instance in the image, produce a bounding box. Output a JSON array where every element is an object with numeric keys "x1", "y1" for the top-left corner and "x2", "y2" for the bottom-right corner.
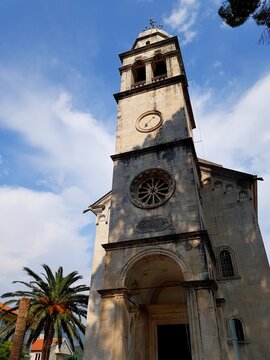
[
  {"x1": 0, "y1": 340, "x2": 25, "y2": 360},
  {"x1": 218, "y1": 0, "x2": 270, "y2": 43},
  {"x1": 0, "y1": 265, "x2": 89, "y2": 360},
  {"x1": 0, "y1": 340, "x2": 11, "y2": 360}
]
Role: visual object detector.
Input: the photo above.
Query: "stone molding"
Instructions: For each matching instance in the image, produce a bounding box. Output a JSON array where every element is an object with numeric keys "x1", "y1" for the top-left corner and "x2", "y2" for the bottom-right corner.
[
  {"x1": 97, "y1": 287, "x2": 130, "y2": 299},
  {"x1": 182, "y1": 280, "x2": 218, "y2": 292},
  {"x1": 114, "y1": 75, "x2": 186, "y2": 102},
  {"x1": 111, "y1": 137, "x2": 193, "y2": 161},
  {"x1": 119, "y1": 36, "x2": 180, "y2": 61},
  {"x1": 103, "y1": 230, "x2": 209, "y2": 250}
]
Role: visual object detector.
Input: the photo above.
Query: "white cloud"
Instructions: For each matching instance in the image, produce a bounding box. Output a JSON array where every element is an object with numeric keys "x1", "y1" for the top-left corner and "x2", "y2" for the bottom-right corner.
[
  {"x1": 0, "y1": 186, "x2": 91, "y2": 292},
  {"x1": 164, "y1": 0, "x2": 200, "y2": 44},
  {"x1": 0, "y1": 69, "x2": 115, "y2": 293},
  {"x1": 0, "y1": 70, "x2": 114, "y2": 196},
  {"x1": 192, "y1": 73, "x2": 270, "y2": 258}
]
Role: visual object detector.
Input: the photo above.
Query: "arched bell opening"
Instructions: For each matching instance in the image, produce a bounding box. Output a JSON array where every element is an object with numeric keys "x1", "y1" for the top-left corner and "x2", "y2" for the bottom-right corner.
[
  {"x1": 152, "y1": 54, "x2": 167, "y2": 79},
  {"x1": 132, "y1": 60, "x2": 146, "y2": 85},
  {"x1": 124, "y1": 253, "x2": 192, "y2": 360}
]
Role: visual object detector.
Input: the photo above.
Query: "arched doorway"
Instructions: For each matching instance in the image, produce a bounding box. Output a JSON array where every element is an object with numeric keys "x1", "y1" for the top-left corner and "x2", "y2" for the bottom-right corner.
[{"x1": 124, "y1": 253, "x2": 192, "y2": 360}]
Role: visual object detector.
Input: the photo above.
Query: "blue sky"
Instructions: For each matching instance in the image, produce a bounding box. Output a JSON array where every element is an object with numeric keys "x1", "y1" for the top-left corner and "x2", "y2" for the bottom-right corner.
[{"x1": 0, "y1": 0, "x2": 269, "y2": 292}]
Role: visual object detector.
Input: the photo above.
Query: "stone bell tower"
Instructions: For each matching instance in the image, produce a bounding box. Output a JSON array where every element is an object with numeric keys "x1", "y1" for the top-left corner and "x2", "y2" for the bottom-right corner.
[{"x1": 83, "y1": 25, "x2": 270, "y2": 360}]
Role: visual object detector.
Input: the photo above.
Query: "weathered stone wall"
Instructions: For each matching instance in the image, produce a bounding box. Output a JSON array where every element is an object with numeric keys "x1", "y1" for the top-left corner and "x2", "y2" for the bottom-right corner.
[
  {"x1": 115, "y1": 84, "x2": 191, "y2": 154},
  {"x1": 109, "y1": 145, "x2": 203, "y2": 243},
  {"x1": 201, "y1": 169, "x2": 270, "y2": 359}
]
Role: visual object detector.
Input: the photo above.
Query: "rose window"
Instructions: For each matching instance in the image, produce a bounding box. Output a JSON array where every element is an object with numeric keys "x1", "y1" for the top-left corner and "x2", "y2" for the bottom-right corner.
[{"x1": 130, "y1": 169, "x2": 175, "y2": 209}]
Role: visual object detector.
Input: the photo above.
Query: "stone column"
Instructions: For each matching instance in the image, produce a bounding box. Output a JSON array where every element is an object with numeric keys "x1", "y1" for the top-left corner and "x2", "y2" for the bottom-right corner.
[
  {"x1": 145, "y1": 62, "x2": 152, "y2": 84},
  {"x1": 184, "y1": 280, "x2": 222, "y2": 360},
  {"x1": 120, "y1": 69, "x2": 132, "y2": 91},
  {"x1": 128, "y1": 306, "x2": 149, "y2": 360},
  {"x1": 216, "y1": 298, "x2": 229, "y2": 360},
  {"x1": 186, "y1": 289, "x2": 203, "y2": 360},
  {"x1": 165, "y1": 57, "x2": 172, "y2": 77},
  {"x1": 98, "y1": 288, "x2": 129, "y2": 360}
]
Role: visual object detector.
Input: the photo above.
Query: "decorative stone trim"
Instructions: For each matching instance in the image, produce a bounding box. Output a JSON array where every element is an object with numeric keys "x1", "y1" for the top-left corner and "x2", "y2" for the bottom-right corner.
[
  {"x1": 97, "y1": 287, "x2": 130, "y2": 299},
  {"x1": 111, "y1": 137, "x2": 194, "y2": 161},
  {"x1": 119, "y1": 36, "x2": 180, "y2": 60},
  {"x1": 103, "y1": 230, "x2": 208, "y2": 250},
  {"x1": 182, "y1": 280, "x2": 218, "y2": 292},
  {"x1": 114, "y1": 75, "x2": 185, "y2": 102},
  {"x1": 129, "y1": 168, "x2": 175, "y2": 209}
]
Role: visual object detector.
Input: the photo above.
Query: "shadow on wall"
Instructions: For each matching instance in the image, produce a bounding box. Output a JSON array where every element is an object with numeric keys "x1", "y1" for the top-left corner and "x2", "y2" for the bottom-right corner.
[{"x1": 83, "y1": 104, "x2": 197, "y2": 358}]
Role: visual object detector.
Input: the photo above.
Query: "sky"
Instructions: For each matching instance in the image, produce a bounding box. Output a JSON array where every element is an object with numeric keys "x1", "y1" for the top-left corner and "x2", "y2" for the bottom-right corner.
[{"x1": 0, "y1": 0, "x2": 269, "y2": 294}]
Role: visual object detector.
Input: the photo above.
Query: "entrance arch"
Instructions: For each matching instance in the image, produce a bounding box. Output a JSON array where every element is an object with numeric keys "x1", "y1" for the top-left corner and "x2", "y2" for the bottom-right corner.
[{"x1": 122, "y1": 251, "x2": 192, "y2": 359}]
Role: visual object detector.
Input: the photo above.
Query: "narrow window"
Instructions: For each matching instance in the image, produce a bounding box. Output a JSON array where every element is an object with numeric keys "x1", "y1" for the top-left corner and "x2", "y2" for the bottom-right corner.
[
  {"x1": 233, "y1": 319, "x2": 245, "y2": 342},
  {"x1": 220, "y1": 250, "x2": 235, "y2": 277},
  {"x1": 152, "y1": 54, "x2": 167, "y2": 78},
  {"x1": 132, "y1": 60, "x2": 146, "y2": 84}
]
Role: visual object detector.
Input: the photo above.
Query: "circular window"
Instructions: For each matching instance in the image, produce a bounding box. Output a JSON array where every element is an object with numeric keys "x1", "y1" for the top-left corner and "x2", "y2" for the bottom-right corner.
[{"x1": 130, "y1": 169, "x2": 175, "y2": 209}]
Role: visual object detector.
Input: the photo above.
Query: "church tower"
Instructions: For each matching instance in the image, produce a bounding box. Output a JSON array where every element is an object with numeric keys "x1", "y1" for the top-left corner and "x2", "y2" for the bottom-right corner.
[{"x1": 83, "y1": 26, "x2": 270, "y2": 360}]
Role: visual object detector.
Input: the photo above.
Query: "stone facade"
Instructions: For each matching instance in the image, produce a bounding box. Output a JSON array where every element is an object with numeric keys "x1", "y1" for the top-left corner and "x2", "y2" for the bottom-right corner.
[{"x1": 83, "y1": 28, "x2": 270, "y2": 359}]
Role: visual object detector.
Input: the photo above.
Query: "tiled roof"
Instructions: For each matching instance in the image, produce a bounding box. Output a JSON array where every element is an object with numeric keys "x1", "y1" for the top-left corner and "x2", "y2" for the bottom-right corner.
[
  {"x1": 31, "y1": 338, "x2": 58, "y2": 352},
  {"x1": 0, "y1": 302, "x2": 18, "y2": 315}
]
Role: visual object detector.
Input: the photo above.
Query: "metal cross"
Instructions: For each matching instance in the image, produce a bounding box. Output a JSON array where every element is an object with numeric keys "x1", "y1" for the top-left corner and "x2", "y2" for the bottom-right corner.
[{"x1": 143, "y1": 19, "x2": 163, "y2": 31}]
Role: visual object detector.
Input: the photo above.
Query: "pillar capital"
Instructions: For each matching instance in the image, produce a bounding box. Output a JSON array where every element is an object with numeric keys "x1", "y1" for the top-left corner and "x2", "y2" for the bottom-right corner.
[
  {"x1": 182, "y1": 280, "x2": 218, "y2": 292},
  {"x1": 97, "y1": 287, "x2": 130, "y2": 299}
]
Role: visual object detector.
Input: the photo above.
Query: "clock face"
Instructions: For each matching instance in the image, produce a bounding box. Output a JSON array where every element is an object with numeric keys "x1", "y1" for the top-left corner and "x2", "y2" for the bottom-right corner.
[{"x1": 136, "y1": 110, "x2": 163, "y2": 132}]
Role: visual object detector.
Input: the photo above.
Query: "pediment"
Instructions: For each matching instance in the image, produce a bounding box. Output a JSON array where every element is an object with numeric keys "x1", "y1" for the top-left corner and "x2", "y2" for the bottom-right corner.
[{"x1": 83, "y1": 191, "x2": 112, "y2": 216}]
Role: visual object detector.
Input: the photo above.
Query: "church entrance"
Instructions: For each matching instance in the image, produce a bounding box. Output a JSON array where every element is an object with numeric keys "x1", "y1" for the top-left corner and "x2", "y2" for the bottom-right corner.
[
  {"x1": 157, "y1": 324, "x2": 191, "y2": 360},
  {"x1": 125, "y1": 253, "x2": 191, "y2": 359}
]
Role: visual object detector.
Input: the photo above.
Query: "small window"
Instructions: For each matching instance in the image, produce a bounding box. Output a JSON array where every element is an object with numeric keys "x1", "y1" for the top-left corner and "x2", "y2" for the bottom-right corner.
[
  {"x1": 214, "y1": 181, "x2": 223, "y2": 189},
  {"x1": 132, "y1": 60, "x2": 146, "y2": 84},
  {"x1": 35, "y1": 354, "x2": 41, "y2": 360},
  {"x1": 152, "y1": 54, "x2": 167, "y2": 78},
  {"x1": 219, "y1": 249, "x2": 235, "y2": 277},
  {"x1": 233, "y1": 319, "x2": 245, "y2": 342},
  {"x1": 239, "y1": 191, "x2": 248, "y2": 201}
]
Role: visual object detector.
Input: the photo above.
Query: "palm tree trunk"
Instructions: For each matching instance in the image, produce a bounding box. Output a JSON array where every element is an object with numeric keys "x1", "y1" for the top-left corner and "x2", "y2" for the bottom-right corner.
[
  {"x1": 41, "y1": 321, "x2": 54, "y2": 360},
  {"x1": 9, "y1": 298, "x2": 30, "y2": 360}
]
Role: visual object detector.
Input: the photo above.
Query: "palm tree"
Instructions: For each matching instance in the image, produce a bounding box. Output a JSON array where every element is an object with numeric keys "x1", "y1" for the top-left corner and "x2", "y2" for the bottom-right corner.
[
  {"x1": 9, "y1": 297, "x2": 30, "y2": 360},
  {"x1": 0, "y1": 265, "x2": 89, "y2": 360}
]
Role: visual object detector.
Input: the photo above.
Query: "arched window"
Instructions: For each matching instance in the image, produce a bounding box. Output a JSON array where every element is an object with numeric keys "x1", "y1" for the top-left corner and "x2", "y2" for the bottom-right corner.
[
  {"x1": 219, "y1": 249, "x2": 235, "y2": 277},
  {"x1": 233, "y1": 319, "x2": 245, "y2": 342},
  {"x1": 132, "y1": 60, "x2": 146, "y2": 84},
  {"x1": 152, "y1": 54, "x2": 167, "y2": 78}
]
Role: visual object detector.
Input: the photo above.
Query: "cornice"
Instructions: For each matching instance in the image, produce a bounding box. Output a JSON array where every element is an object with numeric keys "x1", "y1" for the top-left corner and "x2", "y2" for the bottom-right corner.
[
  {"x1": 97, "y1": 287, "x2": 130, "y2": 299},
  {"x1": 182, "y1": 280, "x2": 218, "y2": 292},
  {"x1": 113, "y1": 75, "x2": 185, "y2": 102},
  {"x1": 119, "y1": 36, "x2": 180, "y2": 61},
  {"x1": 102, "y1": 230, "x2": 209, "y2": 251},
  {"x1": 111, "y1": 137, "x2": 193, "y2": 161}
]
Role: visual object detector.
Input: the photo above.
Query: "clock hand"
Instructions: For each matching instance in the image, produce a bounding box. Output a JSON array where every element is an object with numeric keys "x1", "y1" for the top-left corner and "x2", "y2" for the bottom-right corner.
[{"x1": 144, "y1": 116, "x2": 156, "y2": 127}]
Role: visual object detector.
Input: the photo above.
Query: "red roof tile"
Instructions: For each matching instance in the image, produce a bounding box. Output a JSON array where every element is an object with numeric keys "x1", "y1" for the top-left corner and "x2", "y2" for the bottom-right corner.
[
  {"x1": 31, "y1": 339, "x2": 58, "y2": 352},
  {"x1": 0, "y1": 302, "x2": 18, "y2": 315}
]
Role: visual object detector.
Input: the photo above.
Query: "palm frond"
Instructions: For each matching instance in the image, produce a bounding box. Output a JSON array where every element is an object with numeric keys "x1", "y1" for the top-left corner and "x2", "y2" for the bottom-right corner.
[{"x1": 1, "y1": 264, "x2": 88, "y2": 360}]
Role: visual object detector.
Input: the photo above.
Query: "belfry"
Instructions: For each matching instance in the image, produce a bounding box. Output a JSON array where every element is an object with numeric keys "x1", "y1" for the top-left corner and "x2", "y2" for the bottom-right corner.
[{"x1": 83, "y1": 26, "x2": 270, "y2": 359}]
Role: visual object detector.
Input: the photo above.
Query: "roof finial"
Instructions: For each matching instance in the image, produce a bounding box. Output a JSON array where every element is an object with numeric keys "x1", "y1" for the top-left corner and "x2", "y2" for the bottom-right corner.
[{"x1": 143, "y1": 19, "x2": 163, "y2": 31}]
